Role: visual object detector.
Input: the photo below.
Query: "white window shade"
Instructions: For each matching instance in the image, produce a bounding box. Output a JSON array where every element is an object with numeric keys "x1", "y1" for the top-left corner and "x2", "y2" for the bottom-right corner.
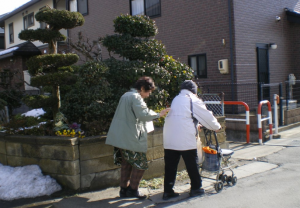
[
  {"x1": 23, "y1": 70, "x2": 39, "y2": 90},
  {"x1": 69, "y1": 0, "x2": 77, "y2": 12},
  {"x1": 131, "y1": 0, "x2": 144, "y2": 16}
]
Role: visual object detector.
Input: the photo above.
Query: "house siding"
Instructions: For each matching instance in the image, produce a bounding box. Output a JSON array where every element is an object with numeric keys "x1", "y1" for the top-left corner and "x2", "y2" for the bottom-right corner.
[{"x1": 4, "y1": 0, "x2": 67, "y2": 50}]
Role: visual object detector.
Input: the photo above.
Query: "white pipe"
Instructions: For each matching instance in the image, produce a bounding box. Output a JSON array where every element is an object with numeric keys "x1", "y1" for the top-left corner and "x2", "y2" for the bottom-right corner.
[{"x1": 274, "y1": 94, "x2": 278, "y2": 134}]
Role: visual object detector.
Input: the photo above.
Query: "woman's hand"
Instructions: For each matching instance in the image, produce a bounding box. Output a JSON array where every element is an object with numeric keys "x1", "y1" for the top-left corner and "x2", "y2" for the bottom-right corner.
[
  {"x1": 197, "y1": 124, "x2": 203, "y2": 132},
  {"x1": 159, "y1": 108, "x2": 170, "y2": 117}
]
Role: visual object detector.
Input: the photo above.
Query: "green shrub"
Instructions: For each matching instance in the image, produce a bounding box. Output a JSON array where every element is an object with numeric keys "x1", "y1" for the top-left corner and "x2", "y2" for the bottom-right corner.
[
  {"x1": 113, "y1": 14, "x2": 157, "y2": 37},
  {"x1": 61, "y1": 61, "x2": 112, "y2": 135},
  {"x1": 0, "y1": 90, "x2": 23, "y2": 116},
  {"x1": 3, "y1": 114, "x2": 45, "y2": 135}
]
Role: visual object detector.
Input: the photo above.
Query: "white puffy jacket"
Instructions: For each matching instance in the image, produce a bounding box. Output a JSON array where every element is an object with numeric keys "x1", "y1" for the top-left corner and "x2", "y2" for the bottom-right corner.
[{"x1": 163, "y1": 89, "x2": 221, "y2": 150}]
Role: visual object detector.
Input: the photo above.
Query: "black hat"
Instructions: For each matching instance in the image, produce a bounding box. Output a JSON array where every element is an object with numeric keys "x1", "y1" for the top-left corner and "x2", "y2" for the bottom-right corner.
[{"x1": 180, "y1": 80, "x2": 197, "y2": 94}]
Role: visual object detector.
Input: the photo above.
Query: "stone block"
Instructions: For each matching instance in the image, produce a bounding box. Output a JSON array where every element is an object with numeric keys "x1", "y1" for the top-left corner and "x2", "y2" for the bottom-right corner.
[
  {"x1": 146, "y1": 148, "x2": 154, "y2": 161},
  {"x1": 79, "y1": 135, "x2": 106, "y2": 145},
  {"x1": 5, "y1": 135, "x2": 37, "y2": 144},
  {"x1": 0, "y1": 140, "x2": 6, "y2": 154},
  {"x1": 81, "y1": 168, "x2": 121, "y2": 190},
  {"x1": 7, "y1": 156, "x2": 80, "y2": 175},
  {"x1": 6, "y1": 142, "x2": 79, "y2": 161},
  {"x1": 39, "y1": 159, "x2": 80, "y2": 175},
  {"x1": 80, "y1": 155, "x2": 118, "y2": 175},
  {"x1": 6, "y1": 142, "x2": 24, "y2": 156},
  {"x1": 39, "y1": 145, "x2": 79, "y2": 160},
  {"x1": 7, "y1": 155, "x2": 39, "y2": 167},
  {"x1": 152, "y1": 145, "x2": 164, "y2": 160},
  {"x1": 49, "y1": 173, "x2": 80, "y2": 190},
  {"x1": 0, "y1": 153, "x2": 7, "y2": 165},
  {"x1": 36, "y1": 136, "x2": 78, "y2": 146},
  {"x1": 80, "y1": 141, "x2": 113, "y2": 161},
  {"x1": 147, "y1": 135, "x2": 153, "y2": 148},
  {"x1": 153, "y1": 132, "x2": 163, "y2": 147},
  {"x1": 144, "y1": 158, "x2": 165, "y2": 179}
]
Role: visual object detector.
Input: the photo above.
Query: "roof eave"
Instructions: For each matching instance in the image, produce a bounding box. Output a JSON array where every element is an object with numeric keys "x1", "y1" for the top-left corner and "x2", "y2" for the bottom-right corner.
[{"x1": 0, "y1": 0, "x2": 42, "y2": 27}]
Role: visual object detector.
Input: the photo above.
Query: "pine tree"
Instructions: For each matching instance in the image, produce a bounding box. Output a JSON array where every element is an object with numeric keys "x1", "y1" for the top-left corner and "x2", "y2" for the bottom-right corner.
[{"x1": 19, "y1": 7, "x2": 84, "y2": 119}]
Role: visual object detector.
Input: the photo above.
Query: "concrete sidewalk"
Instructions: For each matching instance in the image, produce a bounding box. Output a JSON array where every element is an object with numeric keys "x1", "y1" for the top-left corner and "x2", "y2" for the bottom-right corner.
[{"x1": 7, "y1": 124, "x2": 300, "y2": 208}]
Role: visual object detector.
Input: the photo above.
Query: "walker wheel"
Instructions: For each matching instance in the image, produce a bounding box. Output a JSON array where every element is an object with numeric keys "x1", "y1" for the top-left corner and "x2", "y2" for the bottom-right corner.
[
  {"x1": 218, "y1": 174, "x2": 228, "y2": 183},
  {"x1": 222, "y1": 174, "x2": 228, "y2": 183},
  {"x1": 215, "y1": 181, "x2": 223, "y2": 193},
  {"x1": 232, "y1": 176, "x2": 237, "y2": 186},
  {"x1": 227, "y1": 176, "x2": 232, "y2": 185}
]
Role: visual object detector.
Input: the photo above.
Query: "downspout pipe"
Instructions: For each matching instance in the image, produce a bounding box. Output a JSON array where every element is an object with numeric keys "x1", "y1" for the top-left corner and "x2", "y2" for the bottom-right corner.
[{"x1": 228, "y1": 0, "x2": 235, "y2": 101}]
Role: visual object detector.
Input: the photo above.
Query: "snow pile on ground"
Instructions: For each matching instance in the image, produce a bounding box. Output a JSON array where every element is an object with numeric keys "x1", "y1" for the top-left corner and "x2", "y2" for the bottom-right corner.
[
  {"x1": 0, "y1": 163, "x2": 61, "y2": 201},
  {"x1": 21, "y1": 108, "x2": 45, "y2": 117}
]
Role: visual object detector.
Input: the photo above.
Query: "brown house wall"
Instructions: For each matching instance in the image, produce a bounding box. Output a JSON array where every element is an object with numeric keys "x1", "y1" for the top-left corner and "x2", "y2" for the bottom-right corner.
[
  {"x1": 69, "y1": 0, "x2": 300, "y2": 90},
  {"x1": 233, "y1": 0, "x2": 300, "y2": 85},
  {"x1": 69, "y1": 0, "x2": 232, "y2": 82},
  {"x1": 69, "y1": 0, "x2": 130, "y2": 62},
  {"x1": 154, "y1": 0, "x2": 232, "y2": 82}
]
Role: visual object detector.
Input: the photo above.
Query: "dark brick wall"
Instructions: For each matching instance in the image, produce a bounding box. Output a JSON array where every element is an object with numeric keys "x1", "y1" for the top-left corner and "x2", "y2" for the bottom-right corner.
[
  {"x1": 69, "y1": 0, "x2": 232, "y2": 82},
  {"x1": 0, "y1": 56, "x2": 25, "y2": 91},
  {"x1": 233, "y1": 0, "x2": 300, "y2": 84},
  {"x1": 69, "y1": 0, "x2": 130, "y2": 62},
  {"x1": 68, "y1": 0, "x2": 300, "y2": 88},
  {"x1": 154, "y1": 0, "x2": 232, "y2": 82}
]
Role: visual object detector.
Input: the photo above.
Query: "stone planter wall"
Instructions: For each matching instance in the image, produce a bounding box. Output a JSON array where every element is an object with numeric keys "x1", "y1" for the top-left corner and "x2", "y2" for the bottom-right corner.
[
  {"x1": 0, "y1": 117, "x2": 225, "y2": 191},
  {"x1": 284, "y1": 108, "x2": 300, "y2": 125}
]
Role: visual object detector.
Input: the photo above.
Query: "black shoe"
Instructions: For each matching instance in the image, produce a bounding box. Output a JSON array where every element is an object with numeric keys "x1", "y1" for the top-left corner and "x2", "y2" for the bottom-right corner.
[
  {"x1": 190, "y1": 188, "x2": 205, "y2": 197},
  {"x1": 162, "y1": 192, "x2": 180, "y2": 200},
  {"x1": 119, "y1": 187, "x2": 128, "y2": 197},
  {"x1": 126, "y1": 187, "x2": 147, "y2": 199}
]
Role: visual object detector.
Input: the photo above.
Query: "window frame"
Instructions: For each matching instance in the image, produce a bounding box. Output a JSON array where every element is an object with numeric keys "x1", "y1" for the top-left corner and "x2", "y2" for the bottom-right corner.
[
  {"x1": 9, "y1": 23, "x2": 14, "y2": 44},
  {"x1": 188, "y1": 53, "x2": 208, "y2": 78},
  {"x1": 130, "y1": 0, "x2": 161, "y2": 18},
  {"x1": 0, "y1": 69, "x2": 12, "y2": 85},
  {"x1": 39, "y1": 7, "x2": 47, "y2": 29},
  {"x1": 77, "y1": 0, "x2": 89, "y2": 16},
  {"x1": 23, "y1": 12, "x2": 35, "y2": 29}
]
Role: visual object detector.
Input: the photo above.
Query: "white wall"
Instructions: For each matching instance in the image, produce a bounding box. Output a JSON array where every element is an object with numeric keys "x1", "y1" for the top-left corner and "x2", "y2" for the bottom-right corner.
[{"x1": 4, "y1": 0, "x2": 67, "y2": 49}]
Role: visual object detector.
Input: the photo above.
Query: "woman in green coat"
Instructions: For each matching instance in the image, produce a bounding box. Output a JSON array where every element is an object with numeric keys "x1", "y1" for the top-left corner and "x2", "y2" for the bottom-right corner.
[{"x1": 106, "y1": 76, "x2": 169, "y2": 199}]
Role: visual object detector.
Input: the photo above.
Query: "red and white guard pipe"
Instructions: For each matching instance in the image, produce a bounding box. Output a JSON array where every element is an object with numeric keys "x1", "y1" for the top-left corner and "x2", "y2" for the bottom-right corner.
[{"x1": 257, "y1": 100, "x2": 273, "y2": 145}]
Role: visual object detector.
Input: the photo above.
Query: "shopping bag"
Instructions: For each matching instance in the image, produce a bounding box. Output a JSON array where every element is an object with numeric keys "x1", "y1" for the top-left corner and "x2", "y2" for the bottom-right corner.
[{"x1": 196, "y1": 135, "x2": 203, "y2": 164}]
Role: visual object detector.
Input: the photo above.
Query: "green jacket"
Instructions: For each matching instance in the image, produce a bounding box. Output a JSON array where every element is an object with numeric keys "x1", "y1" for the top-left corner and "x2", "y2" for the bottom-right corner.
[{"x1": 105, "y1": 89, "x2": 159, "y2": 153}]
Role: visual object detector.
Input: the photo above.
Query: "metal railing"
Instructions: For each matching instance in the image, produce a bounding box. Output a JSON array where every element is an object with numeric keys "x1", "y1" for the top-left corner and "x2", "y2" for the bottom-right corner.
[{"x1": 198, "y1": 93, "x2": 224, "y2": 116}]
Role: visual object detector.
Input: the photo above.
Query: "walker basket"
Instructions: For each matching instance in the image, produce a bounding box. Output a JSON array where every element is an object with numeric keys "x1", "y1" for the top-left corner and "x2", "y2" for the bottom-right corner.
[{"x1": 202, "y1": 152, "x2": 220, "y2": 172}]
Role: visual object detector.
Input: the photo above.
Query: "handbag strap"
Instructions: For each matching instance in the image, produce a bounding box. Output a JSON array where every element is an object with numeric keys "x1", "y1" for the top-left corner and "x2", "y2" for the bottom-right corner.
[{"x1": 187, "y1": 94, "x2": 198, "y2": 136}]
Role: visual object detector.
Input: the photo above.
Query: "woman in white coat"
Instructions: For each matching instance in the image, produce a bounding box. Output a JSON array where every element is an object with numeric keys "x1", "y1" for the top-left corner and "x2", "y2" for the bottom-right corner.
[{"x1": 162, "y1": 80, "x2": 221, "y2": 200}]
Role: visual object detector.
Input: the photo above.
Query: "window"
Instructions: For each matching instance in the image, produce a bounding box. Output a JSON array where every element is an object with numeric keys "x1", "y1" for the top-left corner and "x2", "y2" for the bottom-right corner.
[
  {"x1": 39, "y1": 7, "x2": 47, "y2": 29},
  {"x1": 188, "y1": 54, "x2": 207, "y2": 78},
  {"x1": 78, "y1": 0, "x2": 88, "y2": 15},
  {"x1": 0, "y1": 70, "x2": 12, "y2": 85},
  {"x1": 9, "y1": 23, "x2": 14, "y2": 43},
  {"x1": 130, "y1": 0, "x2": 161, "y2": 17},
  {"x1": 24, "y1": 12, "x2": 34, "y2": 29}
]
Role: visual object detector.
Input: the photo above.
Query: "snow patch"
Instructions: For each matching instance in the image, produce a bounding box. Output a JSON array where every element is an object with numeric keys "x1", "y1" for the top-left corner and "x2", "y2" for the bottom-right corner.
[
  {"x1": 0, "y1": 163, "x2": 61, "y2": 201},
  {"x1": 22, "y1": 108, "x2": 45, "y2": 117}
]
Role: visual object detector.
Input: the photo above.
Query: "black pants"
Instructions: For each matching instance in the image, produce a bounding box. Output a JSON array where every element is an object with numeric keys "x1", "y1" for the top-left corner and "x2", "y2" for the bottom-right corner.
[{"x1": 164, "y1": 149, "x2": 201, "y2": 193}]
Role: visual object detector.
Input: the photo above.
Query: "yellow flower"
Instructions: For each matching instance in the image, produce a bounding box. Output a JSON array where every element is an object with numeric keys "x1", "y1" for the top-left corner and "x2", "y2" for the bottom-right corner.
[
  {"x1": 174, "y1": 76, "x2": 177, "y2": 78},
  {"x1": 183, "y1": 70, "x2": 186, "y2": 74}
]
